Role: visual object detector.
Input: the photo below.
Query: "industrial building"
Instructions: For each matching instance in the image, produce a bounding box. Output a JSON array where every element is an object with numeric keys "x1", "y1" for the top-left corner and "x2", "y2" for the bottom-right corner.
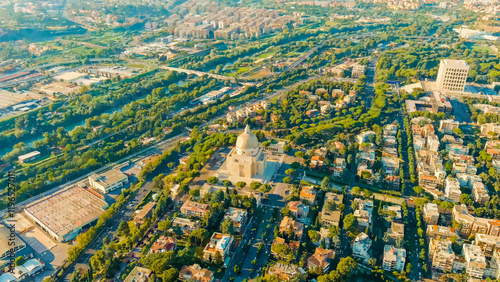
[
  {"x1": 18, "y1": 151, "x2": 41, "y2": 163},
  {"x1": 24, "y1": 186, "x2": 108, "y2": 242},
  {"x1": 88, "y1": 169, "x2": 129, "y2": 194}
]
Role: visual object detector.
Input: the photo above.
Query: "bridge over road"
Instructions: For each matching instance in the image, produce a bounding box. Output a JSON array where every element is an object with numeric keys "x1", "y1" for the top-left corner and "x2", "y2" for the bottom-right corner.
[{"x1": 160, "y1": 66, "x2": 237, "y2": 83}]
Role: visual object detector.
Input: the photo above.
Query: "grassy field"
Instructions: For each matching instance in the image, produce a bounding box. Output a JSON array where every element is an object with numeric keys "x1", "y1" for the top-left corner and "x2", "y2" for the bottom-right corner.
[{"x1": 466, "y1": 42, "x2": 493, "y2": 53}]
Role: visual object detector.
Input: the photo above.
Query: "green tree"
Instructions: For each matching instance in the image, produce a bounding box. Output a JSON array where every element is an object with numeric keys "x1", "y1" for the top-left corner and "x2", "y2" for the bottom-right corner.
[
  {"x1": 321, "y1": 176, "x2": 331, "y2": 190},
  {"x1": 337, "y1": 256, "x2": 358, "y2": 277},
  {"x1": 343, "y1": 214, "x2": 358, "y2": 233},
  {"x1": 308, "y1": 230, "x2": 320, "y2": 242},
  {"x1": 222, "y1": 218, "x2": 235, "y2": 235},
  {"x1": 117, "y1": 221, "x2": 130, "y2": 237},
  {"x1": 162, "y1": 268, "x2": 178, "y2": 282},
  {"x1": 14, "y1": 256, "x2": 26, "y2": 266},
  {"x1": 207, "y1": 176, "x2": 219, "y2": 184}
]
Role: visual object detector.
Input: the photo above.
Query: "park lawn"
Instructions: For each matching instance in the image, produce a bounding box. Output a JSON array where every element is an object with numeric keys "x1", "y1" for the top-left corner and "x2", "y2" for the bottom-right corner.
[
  {"x1": 245, "y1": 69, "x2": 273, "y2": 80},
  {"x1": 324, "y1": 20, "x2": 339, "y2": 27},
  {"x1": 466, "y1": 42, "x2": 493, "y2": 53},
  {"x1": 256, "y1": 51, "x2": 276, "y2": 60},
  {"x1": 472, "y1": 45, "x2": 492, "y2": 53}
]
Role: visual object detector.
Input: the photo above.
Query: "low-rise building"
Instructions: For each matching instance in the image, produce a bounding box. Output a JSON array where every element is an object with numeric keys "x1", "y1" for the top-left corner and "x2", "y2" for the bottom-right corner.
[
  {"x1": 356, "y1": 131, "x2": 376, "y2": 144},
  {"x1": 351, "y1": 232, "x2": 372, "y2": 263},
  {"x1": 387, "y1": 222, "x2": 405, "y2": 242},
  {"x1": 300, "y1": 186, "x2": 317, "y2": 203},
  {"x1": 307, "y1": 248, "x2": 334, "y2": 271},
  {"x1": 89, "y1": 169, "x2": 129, "y2": 194},
  {"x1": 279, "y1": 216, "x2": 304, "y2": 239},
  {"x1": 124, "y1": 266, "x2": 152, "y2": 282},
  {"x1": 18, "y1": 151, "x2": 41, "y2": 163},
  {"x1": 271, "y1": 237, "x2": 300, "y2": 259},
  {"x1": 319, "y1": 193, "x2": 343, "y2": 228},
  {"x1": 287, "y1": 201, "x2": 309, "y2": 223},
  {"x1": 383, "y1": 205, "x2": 402, "y2": 222},
  {"x1": 181, "y1": 201, "x2": 210, "y2": 218},
  {"x1": 172, "y1": 217, "x2": 200, "y2": 234},
  {"x1": 179, "y1": 264, "x2": 214, "y2": 282},
  {"x1": 439, "y1": 119, "x2": 460, "y2": 134},
  {"x1": 222, "y1": 207, "x2": 247, "y2": 233},
  {"x1": 203, "y1": 233, "x2": 233, "y2": 261},
  {"x1": 353, "y1": 199, "x2": 373, "y2": 231},
  {"x1": 268, "y1": 263, "x2": 304, "y2": 282},
  {"x1": 382, "y1": 245, "x2": 406, "y2": 272},
  {"x1": 133, "y1": 202, "x2": 156, "y2": 225},
  {"x1": 150, "y1": 236, "x2": 177, "y2": 254}
]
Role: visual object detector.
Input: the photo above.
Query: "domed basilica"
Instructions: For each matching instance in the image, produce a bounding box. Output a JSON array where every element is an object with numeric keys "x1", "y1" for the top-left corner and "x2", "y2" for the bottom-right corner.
[{"x1": 225, "y1": 125, "x2": 268, "y2": 178}]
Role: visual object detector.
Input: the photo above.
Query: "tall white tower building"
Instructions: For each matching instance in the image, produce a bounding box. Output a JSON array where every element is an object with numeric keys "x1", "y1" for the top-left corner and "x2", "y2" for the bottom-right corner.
[{"x1": 436, "y1": 59, "x2": 469, "y2": 92}]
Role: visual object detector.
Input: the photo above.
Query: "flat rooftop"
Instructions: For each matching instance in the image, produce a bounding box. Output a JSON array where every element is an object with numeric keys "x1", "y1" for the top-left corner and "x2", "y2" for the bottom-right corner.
[
  {"x1": 24, "y1": 186, "x2": 108, "y2": 238},
  {"x1": 89, "y1": 169, "x2": 127, "y2": 187},
  {"x1": 441, "y1": 59, "x2": 469, "y2": 68},
  {"x1": 0, "y1": 89, "x2": 30, "y2": 109}
]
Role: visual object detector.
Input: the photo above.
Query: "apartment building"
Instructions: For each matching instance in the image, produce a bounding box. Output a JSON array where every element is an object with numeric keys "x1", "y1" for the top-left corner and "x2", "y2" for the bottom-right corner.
[
  {"x1": 172, "y1": 217, "x2": 200, "y2": 234},
  {"x1": 492, "y1": 250, "x2": 500, "y2": 279},
  {"x1": 319, "y1": 193, "x2": 344, "y2": 228},
  {"x1": 463, "y1": 244, "x2": 487, "y2": 279},
  {"x1": 481, "y1": 123, "x2": 500, "y2": 137},
  {"x1": 356, "y1": 131, "x2": 376, "y2": 144},
  {"x1": 287, "y1": 201, "x2": 309, "y2": 223},
  {"x1": 353, "y1": 199, "x2": 373, "y2": 231},
  {"x1": 203, "y1": 233, "x2": 234, "y2": 261},
  {"x1": 472, "y1": 182, "x2": 490, "y2": 205},
  {"x1": 300, "y1": 186, "x2": 317, "y2": 203},
  {"x1": 181, "y1": 201, "x2": 210, "y2": 218},
  {"x1": 426, "y1": 225, "x2": 459, "y2": 239},
  {"x1": 475, "y1": 233, "x2": 500, "y2": 257},
  {"x1": 445, "y1": 177, "x2": 462, "y2": 202},
  {"x1": 352, "y1": 232, "x2": 372, "y2": 264},
  {"x1": 387, "y1": 222, "x2": 404, "y2": 242},
  {"x1": 436, "y1": 59, "x2": 469, "y2": 92},
  {"x1": 453, "y1": 205, "x2": 476, "y2": 236},
  {"x1": 382, "y1": 245, "x2": 406, "y2": 272},
  {"x1": 439, "y1": 119, "x2": 460, "y2": 134},
  {"x1": 429, "y1": 238, "x2": 455, "y2": 272},
  {"x1": 222, "y1": 207, "x2": 247, "y2": 233},
  {"x1": 446, "y1": 143, "x2": 469, "y2": 155},
  {"x1": 424, "y1": 203, "x2": 440, "y2": 225}
]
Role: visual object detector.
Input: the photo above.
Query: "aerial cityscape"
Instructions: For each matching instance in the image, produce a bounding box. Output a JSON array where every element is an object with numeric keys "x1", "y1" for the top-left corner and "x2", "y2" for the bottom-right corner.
[{"x1": 0, "y1": 0, "x2": 500, "y2": 282}]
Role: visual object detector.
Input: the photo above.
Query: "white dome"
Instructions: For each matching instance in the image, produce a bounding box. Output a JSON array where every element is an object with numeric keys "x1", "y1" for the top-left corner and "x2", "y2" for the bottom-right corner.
[{"x1": 236, "y1": 125, "x2": 259, "y2": 150}]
